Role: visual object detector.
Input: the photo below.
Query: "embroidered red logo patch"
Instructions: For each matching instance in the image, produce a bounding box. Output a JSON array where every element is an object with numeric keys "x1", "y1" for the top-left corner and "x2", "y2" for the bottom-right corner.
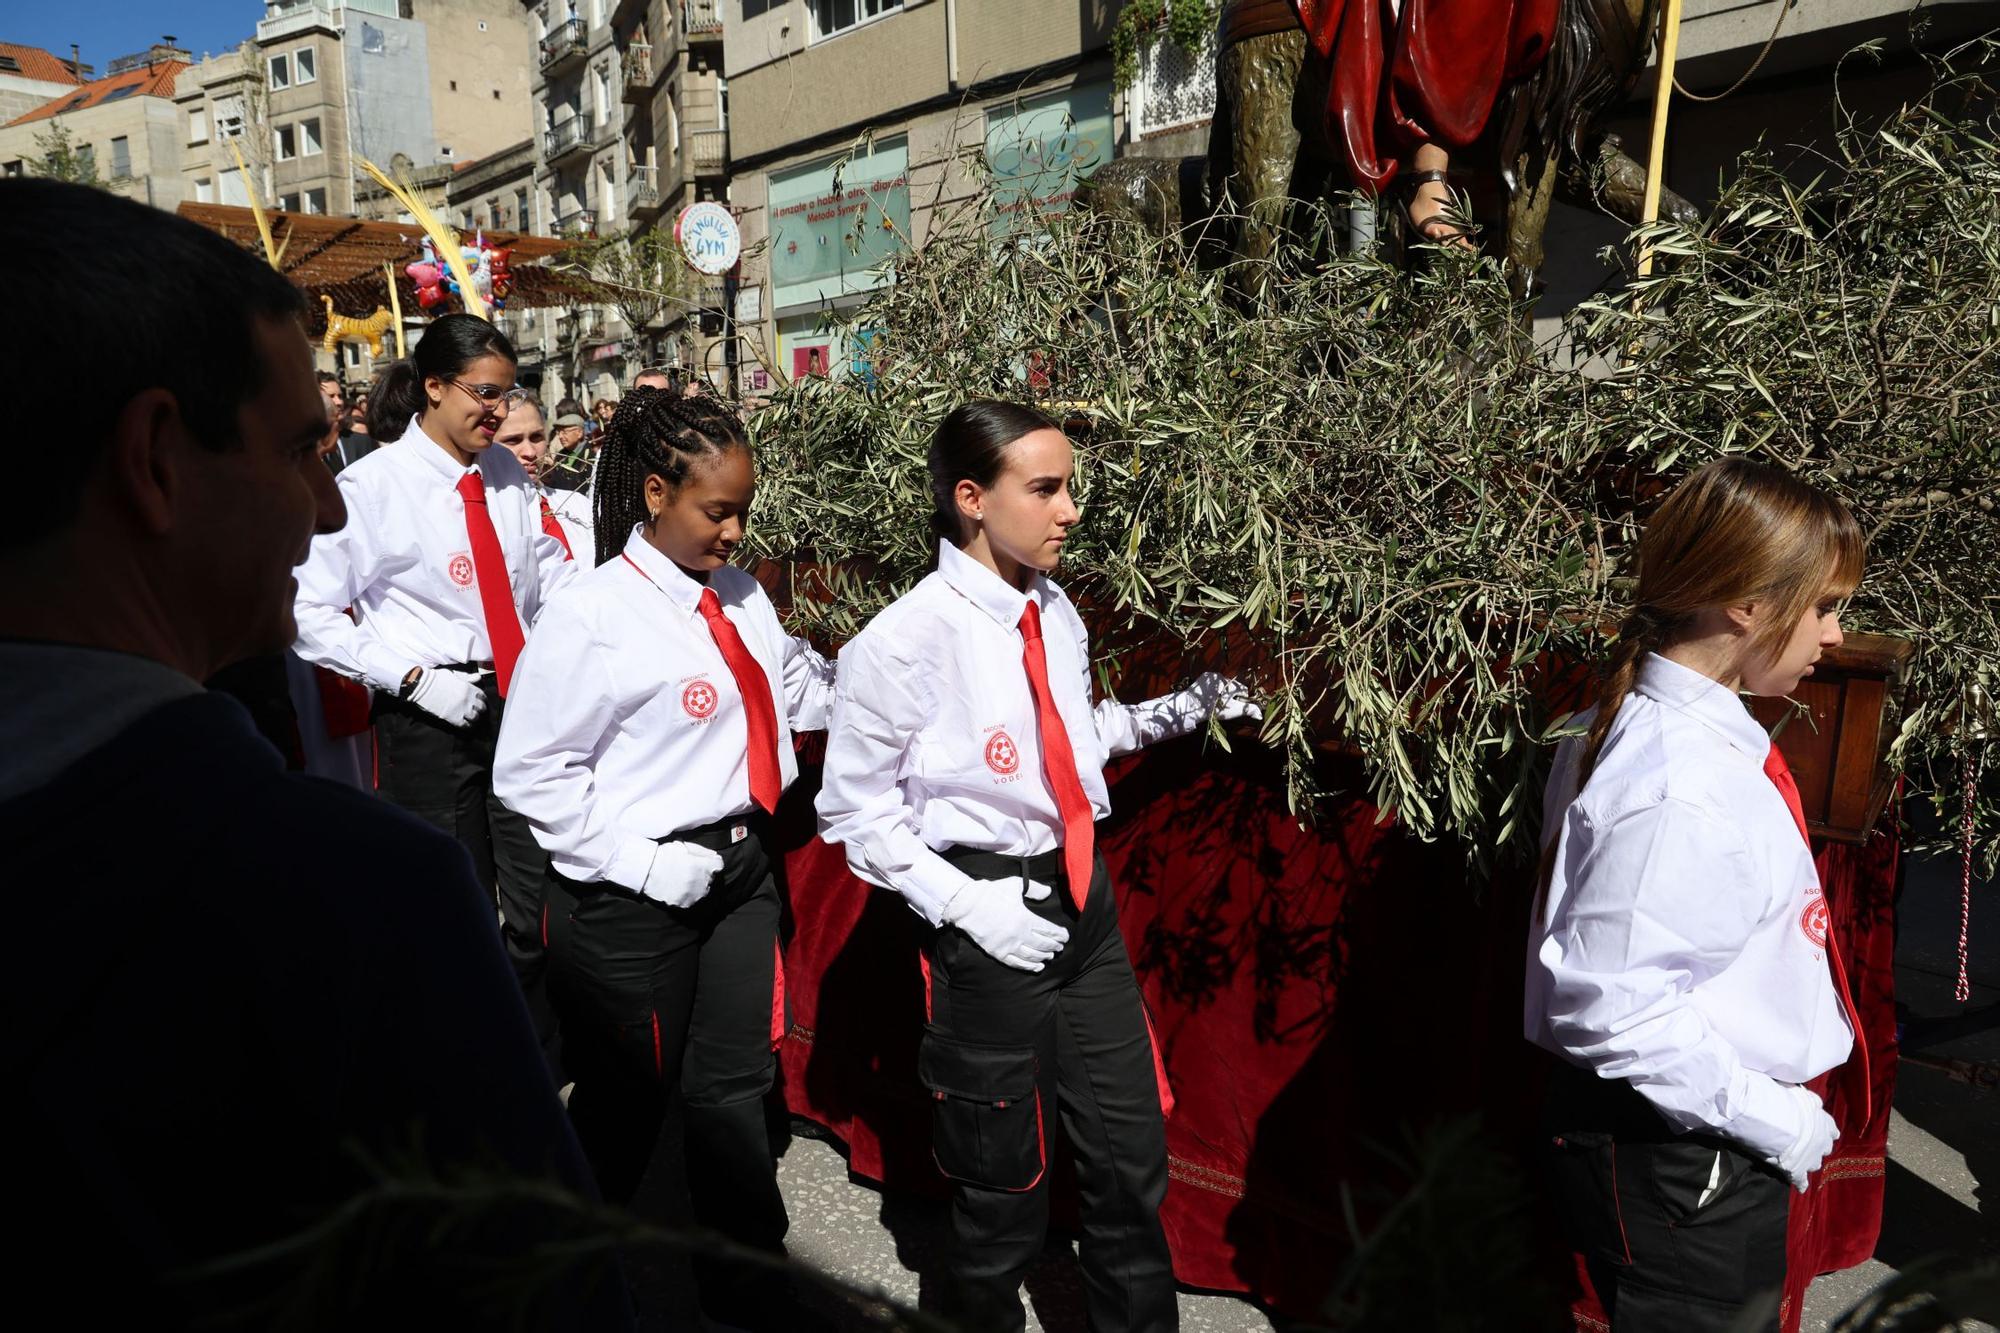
[
  {"x1": 682, "y1": 679, "x2": 718, "y2": 719},
  {"x1": 447, "y1": 553, "x2": 475, "y2": 588},
  {"x1": 984, "y1": 730, "x2": 1020, "y2": 776},
  {"x1": 1800, "y1": 895, "x2": 1830, "y2": 948}
]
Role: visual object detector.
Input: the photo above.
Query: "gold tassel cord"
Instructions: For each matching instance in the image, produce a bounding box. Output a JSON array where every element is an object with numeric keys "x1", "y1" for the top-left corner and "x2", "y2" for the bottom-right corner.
[{"x1": 356, "y1": 155, "x2": 488, "y2": 320}]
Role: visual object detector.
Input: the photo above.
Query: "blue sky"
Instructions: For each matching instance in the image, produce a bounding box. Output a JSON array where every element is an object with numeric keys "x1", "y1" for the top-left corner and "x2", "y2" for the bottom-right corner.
[{"x1": 7, "y1": 1, "x2": 258, "y2": 72}]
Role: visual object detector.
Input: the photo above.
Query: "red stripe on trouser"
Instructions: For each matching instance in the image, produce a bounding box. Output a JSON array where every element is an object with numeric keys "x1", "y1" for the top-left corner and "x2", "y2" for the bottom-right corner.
[
  {"x1": 918, "y1": 951, "x2": 934, "y2": 1022},
  {"x1": 771, "y1": 940, "x2": 786, "y2": 1049},
  {"x1": 650, "y1": 1011, "x2": 663, "y2": 1078},
  {"x1": 1140, "y1": 1003, "x2": 1175, "y2": 1119},
  {"x1": 540, "y1": 903, "x2": 549, "y2": 948}
]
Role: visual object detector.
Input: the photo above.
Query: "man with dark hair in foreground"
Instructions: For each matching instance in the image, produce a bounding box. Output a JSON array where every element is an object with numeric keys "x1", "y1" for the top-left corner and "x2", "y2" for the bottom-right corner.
[{"x1": 0, "y1": 180, "x2": 627, "y2": 1328}]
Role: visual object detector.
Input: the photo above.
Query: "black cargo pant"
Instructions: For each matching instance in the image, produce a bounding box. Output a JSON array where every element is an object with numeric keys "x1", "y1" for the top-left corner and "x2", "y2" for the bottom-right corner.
[
  {"x1": 1542, "y1": 1057, "x2": 1791, "y2": 1333},
  {"x1": 372, "y1": 669, "x2": 559, "y2": 1065},
  {"x1": 544, "y1": 812, "x2": 788, "y2": 1321},
  {"x1": 922, "y1": 847, "x2": 1177, "y2": 1333}
]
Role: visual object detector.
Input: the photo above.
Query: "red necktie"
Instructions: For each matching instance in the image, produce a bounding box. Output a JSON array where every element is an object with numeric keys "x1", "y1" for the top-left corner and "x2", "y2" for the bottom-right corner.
[
  {"x1": 455, "y1": 470, "x2": 526, "y2": 697},
  {"x1": 1019, "y1": 600, "x2": 1094, "y2": 909},
  {"x1": 697, "y1": 586, "x2": 782, "y2": 814},
  {"x1": 538, "y1": 495, "x2": 575, "y2": 561},
  {"x1": 1764, "y1": 742, "x2": 1871, "y2": 1129}
]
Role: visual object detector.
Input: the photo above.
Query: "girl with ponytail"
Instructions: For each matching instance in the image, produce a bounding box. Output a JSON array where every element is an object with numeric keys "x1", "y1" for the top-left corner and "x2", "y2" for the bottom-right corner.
[
  {"x1": 817, "y1": 400, "x2": 1262, "y2": 1331},
  {"x1": 1528, "y1": 458, "x2": 1868, "y2": 1331},
  {"x1": 492, "y1": 387, "x2": 835, "y2": 1329}
]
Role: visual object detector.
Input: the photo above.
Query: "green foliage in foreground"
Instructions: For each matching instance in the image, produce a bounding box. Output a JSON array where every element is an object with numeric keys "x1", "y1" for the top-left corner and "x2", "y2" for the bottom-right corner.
[{"x1": 745, "y1": 49, "x2": 2000, "y2": 875}]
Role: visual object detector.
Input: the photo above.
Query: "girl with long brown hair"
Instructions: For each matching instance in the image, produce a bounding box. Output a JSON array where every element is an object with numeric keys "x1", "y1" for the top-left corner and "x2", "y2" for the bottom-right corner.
[{"x1": 1528, "y1": 458, "x2": 1869, "y2": 1331}]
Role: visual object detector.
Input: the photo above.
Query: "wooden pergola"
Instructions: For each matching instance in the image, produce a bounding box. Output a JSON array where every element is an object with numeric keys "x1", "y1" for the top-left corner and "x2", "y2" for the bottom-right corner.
[{"x1": 175, "y1": 203, "x2": 597, "y2": 337}]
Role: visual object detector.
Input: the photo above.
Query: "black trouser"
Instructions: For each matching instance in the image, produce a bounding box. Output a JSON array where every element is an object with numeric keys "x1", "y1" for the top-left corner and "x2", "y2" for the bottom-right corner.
[
  {"x1": 544, "y1": 813, "x2": 787, "y2": 1321},
  {"x1": 1542, "y1": 1058, "x2": 1790, "y2": 1333},
  {"x1": 373, "y1": 670, "x2": 559, "y2": 1066},
  {"x1": 922, "y1": 846, "x2": 1177, "y2": 1333}
]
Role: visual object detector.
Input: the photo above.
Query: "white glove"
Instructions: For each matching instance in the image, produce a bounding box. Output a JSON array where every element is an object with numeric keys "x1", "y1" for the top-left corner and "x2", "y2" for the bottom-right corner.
[
  {"x1": 407, "y1": 667, "x2": 486, "y2": 728},
  {"x1": 943, "y1": 878, "x2": 1069, "y2": 972},
  {"x1": 1191, "y1": 672, "x2": 1263, "y2": 724},
  {"x1": 638, "y1": 841, "x2": 725, "y2": 909},
  {"x1": 1774, "y1": 1086, "x2": 1839, "y2": 1192}
]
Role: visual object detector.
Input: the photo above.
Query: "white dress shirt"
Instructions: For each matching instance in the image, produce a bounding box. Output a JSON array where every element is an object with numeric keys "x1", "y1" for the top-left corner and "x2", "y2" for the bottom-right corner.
[
  {"x1": 492, "y1": 527, "x2": 835, "y2": 889},
  {"x1": 1526, "y1": 653, "x2": 1854, "y2": 1165},
  {"x1": 818, "y1": 540, "x2": 1216, "y2": 926},
  {"x1": 541, "y1": 486, "x2": 596, "y2": 565},
  {"x1": 293, "y1": 419, "x2": 576, "y2": 691}
]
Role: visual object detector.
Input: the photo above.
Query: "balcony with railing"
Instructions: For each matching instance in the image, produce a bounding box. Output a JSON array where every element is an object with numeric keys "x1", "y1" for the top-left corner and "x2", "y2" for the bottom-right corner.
[
  {"x1": 258, "y1": 0, "x2": 338, "y2": 43},
  {"x1": 622, "y1": 44, "x2": 653, "y2": 101},
  {"x1": 682, "y1": 0, "x2": 723, "y2": 42},
  {"x1": 689, "y1": 127, "x2": 726, "y2": 177},
  {"x1": 554, "y1": 207, "x2": 599, "y2": 239},
  {"x1": 544, "y1": 114, "x2": 598, "y2": 164},
  {"x1": 627, "y1": 164, "x2": 663, "y2": 221},
  {"x1": 540, "y1": 17, "x2": 587, "y2": 74}
]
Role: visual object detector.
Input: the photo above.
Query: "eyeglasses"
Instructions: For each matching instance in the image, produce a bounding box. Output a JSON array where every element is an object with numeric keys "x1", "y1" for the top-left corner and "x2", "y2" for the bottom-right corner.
[{"x1": 450, "y1": 379, "x2": 518, "y2": 410}]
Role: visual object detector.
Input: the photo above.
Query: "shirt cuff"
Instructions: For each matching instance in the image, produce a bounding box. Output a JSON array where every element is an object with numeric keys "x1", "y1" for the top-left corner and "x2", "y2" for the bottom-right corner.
[
  {"x1": 1715, "y1": 1069, "x2": 1814, "y2": 1165},
  {"x1": 359, "y1": 642, "x2": 413, "y2": 695},
  {"x1": 904, "y1": 858, "x2": 977, "y2": 928},
  {"x1": 603, "y1": 837, "x2": 660, "y2": 896}
]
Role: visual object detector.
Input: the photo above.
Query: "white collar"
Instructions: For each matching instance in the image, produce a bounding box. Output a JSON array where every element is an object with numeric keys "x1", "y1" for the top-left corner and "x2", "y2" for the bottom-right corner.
[
  {"x1": 1632, "y1": 652, "x2": 1771, "y2": 761},
  {"x1": 935, "y1": 539, "x2": 1052, "y2": 632},
  {"x1": 620, "y1": 526, "x2": 710, "y2": 613},
  {"x1": 402, "y1": 415, "x2": 479, "y2": 485}
]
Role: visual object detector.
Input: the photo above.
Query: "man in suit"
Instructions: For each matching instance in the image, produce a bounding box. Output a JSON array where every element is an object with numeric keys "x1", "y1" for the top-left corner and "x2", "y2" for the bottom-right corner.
[{"x1": 0, "y1": 179, "x2": 627, "y2": 1330}]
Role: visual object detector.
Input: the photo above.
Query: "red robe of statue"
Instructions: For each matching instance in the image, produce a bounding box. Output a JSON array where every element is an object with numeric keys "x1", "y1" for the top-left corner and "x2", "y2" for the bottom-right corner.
[{"x1": 1294, "y1": 0, "x2": 1560, "y2": 191}]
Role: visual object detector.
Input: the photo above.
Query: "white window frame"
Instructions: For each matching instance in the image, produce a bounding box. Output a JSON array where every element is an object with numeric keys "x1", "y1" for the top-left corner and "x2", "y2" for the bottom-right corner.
[
  {"x1": 268, "y1": 54, "x2": 290, "y2": 89},
  {"x1": 187, "y1": 107, "x2": 208, "y2": 144},
  {"x1": 304, "y1": 187, "x2": 326, "y2": 214},
  {"x1": 809, "y1": 0, "x2": 902, "y2": 43},
  {"x1": 194, "y1": 176, "x2": 214, "y2": 202},
  {"x1": 109, "y1": 135, "x2": 131, "y2": 179},
  {"x1": 216, "y1": 95, "x2": 245, "y2": 139},
  {"x1": 274, "y1": 124, "x2": 296, "y2": 160},
  {"x1": 293, "y1": 46, "x2": 317, "y2": 85},
  {"x1": 300, "y1": 118, "x2": 323, "y2": 156}
]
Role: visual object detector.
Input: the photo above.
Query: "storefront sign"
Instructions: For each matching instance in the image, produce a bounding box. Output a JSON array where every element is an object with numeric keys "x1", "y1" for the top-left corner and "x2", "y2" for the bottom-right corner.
[
  {"x1": 769, "y1": 138, "x2": 911, "y2": 302},
  {"x1": 984, "y1": 83, "x2": 1113, "y2": 234},
  {"x1": 676, "y1": 202, "x2": 741, "y2": 275}
]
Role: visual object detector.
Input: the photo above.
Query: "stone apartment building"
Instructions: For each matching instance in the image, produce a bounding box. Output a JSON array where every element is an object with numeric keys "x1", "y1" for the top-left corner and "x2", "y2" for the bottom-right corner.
[
  {"x1": 0, "y1": 46, "x2": 189, "y2": 210},
  {"x1": 504, "y1": 0, "x2": 736, "y2": 404},
  {"x1": 721, "y1": 0, "x2": 1120, "y2": 389},
  {"x1": 518, "y1": 0, "x2": 625, "y2": 404},
  {"x1": 166, "y1": 0, "x2": 532, "y2": 219},
  {"x1": 0, "y1": 42, "x2": 88, "y2": 125},
  {"x1": 607, "y1": 0, "x2": 729, "y2": 382}
]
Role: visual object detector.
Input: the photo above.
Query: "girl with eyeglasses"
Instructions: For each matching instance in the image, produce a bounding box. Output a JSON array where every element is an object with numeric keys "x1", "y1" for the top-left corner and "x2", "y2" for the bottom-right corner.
[{"x1": 294, "y1": 315, "x2": 577, "y2": 1068}]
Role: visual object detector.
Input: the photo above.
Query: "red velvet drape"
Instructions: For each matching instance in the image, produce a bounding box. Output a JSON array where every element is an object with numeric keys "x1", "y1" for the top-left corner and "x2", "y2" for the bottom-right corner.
[{"x1": 771, "y1": 737, "x2": 1897, "y2": 1320}]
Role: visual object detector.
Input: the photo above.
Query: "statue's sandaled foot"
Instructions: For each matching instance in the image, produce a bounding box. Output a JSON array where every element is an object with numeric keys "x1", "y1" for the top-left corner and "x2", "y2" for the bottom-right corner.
[{"x1": 1402, "y1": 169, "x2": 1478, "y2": 251}]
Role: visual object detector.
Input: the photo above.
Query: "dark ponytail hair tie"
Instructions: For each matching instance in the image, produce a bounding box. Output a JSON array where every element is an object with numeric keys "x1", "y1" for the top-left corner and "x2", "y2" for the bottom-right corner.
[{"x1": 1621, "y1": 606, "x2": 1669, "y2": 641}]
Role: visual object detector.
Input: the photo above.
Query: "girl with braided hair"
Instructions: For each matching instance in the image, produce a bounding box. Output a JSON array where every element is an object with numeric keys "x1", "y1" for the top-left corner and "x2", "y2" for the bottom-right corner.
[
  {"x1": 493, "y1": 387, "x2": 834, "y2": 1328},
  {"x1": 1527, "y1": 458, "x2": 1869, "y2": 1332}
]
